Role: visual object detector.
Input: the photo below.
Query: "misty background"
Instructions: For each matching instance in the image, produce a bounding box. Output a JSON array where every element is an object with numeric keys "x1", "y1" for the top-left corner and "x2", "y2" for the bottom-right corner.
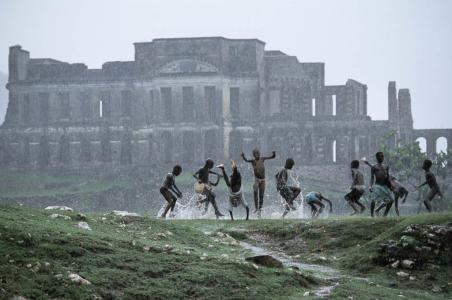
[{"x1": 0, "y1": 0, "x2": 451, "y2": 128}]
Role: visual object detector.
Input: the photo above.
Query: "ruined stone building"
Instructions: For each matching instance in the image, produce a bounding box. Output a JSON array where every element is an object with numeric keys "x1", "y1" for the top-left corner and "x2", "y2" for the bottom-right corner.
[{"x1": 0, "y1": 37, "x2": 451, "y2": 168}]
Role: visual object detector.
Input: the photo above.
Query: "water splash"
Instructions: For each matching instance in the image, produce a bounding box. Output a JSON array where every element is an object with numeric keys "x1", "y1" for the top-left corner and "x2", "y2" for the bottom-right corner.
[{"x1": 157, "y1": 192, "x2": 223, "y2": 219}]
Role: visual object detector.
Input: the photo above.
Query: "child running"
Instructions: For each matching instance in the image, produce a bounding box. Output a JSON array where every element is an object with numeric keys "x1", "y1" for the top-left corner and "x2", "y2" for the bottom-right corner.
[
  {"x1": 159, "y1": 165, "x2": 182, "y2": 218},
  {"x1": 217, "y1": 160, "x2": 249, "y2": 221},
  {"x1": 305, "y1": 191, "x2": 333, "y2": 219},
  {"x1": 344, "y1": 160, "x2": 366, "y2": 215},
  {"x1": 275, "y1": 158, "x2": 301, "y2": 218},
  {"x1": 417, "y1": 159, "x2": 443, "y2": 212},
  {"x1": 193, "y1": 159, "x2": 224, "y2": 218}
]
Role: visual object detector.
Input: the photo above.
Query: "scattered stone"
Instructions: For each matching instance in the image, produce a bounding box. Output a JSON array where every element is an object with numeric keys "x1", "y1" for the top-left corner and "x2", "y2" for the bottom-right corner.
[
  {"x1": 409, "y1": 276, "x2": 416, "y2": 281},
  {"x1": 54, "y1": 274, "x2": 63, "y2": 280},
  {"x1": 111, "y1": 210, "x2": 140, "y2": 217},
  {"x1": 401, "y1": 260, "x2": 415, "y2": 269},
  {"x1": 163, "y1": 244, "x2": 173, "y2": 252},
  {"x1": 245, "y1": 255, "x2": 283, "y2": 268},
  {"x1": 157, "y1": 233, "x2": 167, "y2": 239},
  {"x1": 45, "y1": 206, "x2": 73, "y2": 212},
  {"x1": 432, "y1": 285, "x2": 442, "y2": 293},
  {"x1": 26, "y1": 263, "x2": 32, "y2": 268},
  {"x1": 396, "y1": 271, "x2": 409, "y2": 278},
  {"x1": 77, "y1": 222, "x2": 91, "y2": 231},
  {"x1": 49, "y1": 213, "x2": 71, "y2": 220},
  {"x1": 391, "y1": 260, "x2": 400, "y2": 268},
  {"x1": 68, "y1": 273, "x2": 91, "y2": 285},
  {"x1": 303, "y1": 291, "x2": 310, "y2": 297}
]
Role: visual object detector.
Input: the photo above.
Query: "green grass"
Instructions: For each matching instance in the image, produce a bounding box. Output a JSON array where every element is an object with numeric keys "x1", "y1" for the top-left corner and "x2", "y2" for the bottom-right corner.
[
  {"x1": 1, "y1": 204, "x2": 451, "y2": 299},
  {"x1": 0, "y1": 204, "x2": 315, "y2": 300}
]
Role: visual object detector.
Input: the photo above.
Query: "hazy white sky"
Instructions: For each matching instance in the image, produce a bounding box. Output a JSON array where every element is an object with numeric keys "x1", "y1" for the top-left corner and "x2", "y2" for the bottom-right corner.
[{"x1": 0, "y1": 0, "x2": 451, "y2": 128}]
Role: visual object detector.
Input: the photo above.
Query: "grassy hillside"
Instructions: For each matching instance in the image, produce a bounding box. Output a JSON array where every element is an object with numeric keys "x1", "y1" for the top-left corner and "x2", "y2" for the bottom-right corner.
[
  {"x1": 0, "y1": 204, "x2": 315, "y2": 300},
  {"x1": 1, "y1": 204, "x2": 451, "y2": 299}
]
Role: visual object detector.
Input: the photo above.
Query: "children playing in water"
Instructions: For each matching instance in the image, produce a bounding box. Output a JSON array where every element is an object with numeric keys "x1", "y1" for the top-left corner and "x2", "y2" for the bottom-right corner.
[
  {"x1": 242, "y1": 149, "x2": 276, "y2": 217},
  {"x1": 218, "y1": 160, "x2": 249, "y2": 221},
  {"x1": 418, "y1": 159, "x2": 443, "y2": 212},
  {"x1": 344, "y1": 160, "x2": 366, "y2": 215},
  {"x1": 193, "y1": 159, "x2": 224, "y2": 218},
  {"x1": 275, "y1": 158, "x2": 301, "y2": 218},
  {"x1": 159, "y1": 165, "x2": 182, "y2": 218},
  {"x1": 305, "y1": 191, "x2": 333, "y2": 219}
]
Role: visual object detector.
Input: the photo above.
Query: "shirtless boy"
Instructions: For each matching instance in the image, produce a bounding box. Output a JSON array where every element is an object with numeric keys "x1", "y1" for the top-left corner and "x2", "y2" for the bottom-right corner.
[
  {"x1": 193, "y1": 159, "x2": 224, "y2": 218},
  {"x1": 275, "y1": 158, "x2": 301, "y2": 218},
  {"x1": 368, "y1": 152, "x2": 394, "y2": 217},
  {"x1": 344, "y1": 160, "x2": 366, "y2": 215},
  {"x1": 242, "y1": 149, "x2": 276, "y2": 216},
  {"x1": 159, "y1": 165, "x2": 182, "y2": 218},
  {"x1": 218, "y1": 160, "x2": 249, "y2": 220},
  {"x1": 305, "y1": 191, "x2": 333, "y2": 219},
  {"x1": 418, "y1": 159, "x2": 443, "y2": 212}
]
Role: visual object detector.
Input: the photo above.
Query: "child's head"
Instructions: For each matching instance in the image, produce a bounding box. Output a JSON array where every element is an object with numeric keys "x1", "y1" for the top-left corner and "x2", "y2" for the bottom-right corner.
[
  {"x1": 205, "y1": 158, "x2": 214, "y2": 169},
  {"x1": 230, "y1": 159, "x2": 237, "y2": 171},
  {"x1": 422, "y1": 159, "x2": 432, "y2": 171},
  {"x1": 252, "y1": 149, "x2": 260, "y2": 159},
  {"x1": 285, "y1": 158, "x2": 295, "y2": 169},
  {"x1": 376, "y1": 152, "x2": 384, "y2": 163},
  {"x1": 172, "y1": 165, "x2": 182, "y2": 176},
  {"x1": 351, "y1": 160, "x2": 360, "y2": 169}
]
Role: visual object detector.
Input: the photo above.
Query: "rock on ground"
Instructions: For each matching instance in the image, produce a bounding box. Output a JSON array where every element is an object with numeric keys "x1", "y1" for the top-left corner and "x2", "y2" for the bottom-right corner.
[
  {"x1": 77, "y1": 222, "x2": 92, "y2": 231},
  {"x1": 245, "y1": 255, "x2": 283, "y2": 268},
  {"x1": 45, "y1": 206, "x2": 73, "y2": 212},
  {"x1": 111, "y1": 210, "x2": 140, "y2": 217},
  {"x1": 49, "y1": 213, "x2": 71, "y2": 220},
  {"x1": 68, "y1": 273, "x2": 91, "y2": 285}
]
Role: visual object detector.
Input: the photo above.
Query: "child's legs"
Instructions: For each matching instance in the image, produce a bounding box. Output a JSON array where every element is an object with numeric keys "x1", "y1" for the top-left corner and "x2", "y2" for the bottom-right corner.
[
  {"x1": 253, "y1": 180, "x2": 259, "y2": 210},
  {"x1": 394, "y1": 195, "x2": 400, "y2": 216},
  {"x1": 258, "y1": 180, "x2": 265, "y2": 209}
]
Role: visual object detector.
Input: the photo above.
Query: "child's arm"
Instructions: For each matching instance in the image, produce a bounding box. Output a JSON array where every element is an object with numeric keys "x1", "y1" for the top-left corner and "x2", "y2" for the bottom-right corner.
[
  {"x1": 219, "y1": 167, "x2": 231, "y2": 187},
  {"x1": 320, "y1": 195, "x2": 333, "y2": 213},
  {"x1": 193, "y1": 170, "x2": 200, "y2": 181},
  {"x1": 172, "y1": 183, "x2": 182, "y2": 198},
  {"x1": 241, "y1": 152, "x2": 253, "y2": 163},
  {"x1": 263, "y1": 151, "x2": 276, "y2": 161},
  {"x1": 209, "y1": 175, "x2": 221, "y2": 186}
]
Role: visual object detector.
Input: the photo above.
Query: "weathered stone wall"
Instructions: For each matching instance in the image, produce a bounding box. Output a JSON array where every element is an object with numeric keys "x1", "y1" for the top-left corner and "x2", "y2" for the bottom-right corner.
[{"x1": 1, "y1": 37, "x2": 450, "y2": 169}]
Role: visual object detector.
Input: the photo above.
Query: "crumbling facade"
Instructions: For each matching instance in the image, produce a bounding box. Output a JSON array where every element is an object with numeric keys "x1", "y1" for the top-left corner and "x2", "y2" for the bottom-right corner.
[{"x1": 0, "y1": 37, "x2": 450, "y2": 168}]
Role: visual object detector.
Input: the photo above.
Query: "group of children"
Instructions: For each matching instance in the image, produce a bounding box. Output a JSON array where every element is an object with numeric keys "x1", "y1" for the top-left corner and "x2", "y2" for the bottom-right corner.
[
  {"x1": 159, "y1": 150, "x2": 443, "y2": 220},
  {"x1": 344, "y1": 152, "x2": 442, "y2": 217}
]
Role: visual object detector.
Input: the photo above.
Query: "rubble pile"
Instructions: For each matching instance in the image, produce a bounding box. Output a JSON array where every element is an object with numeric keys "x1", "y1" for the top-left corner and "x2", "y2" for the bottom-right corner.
[{"x1": 375, "y1": 223, "x2": 452, "y2": 269}]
